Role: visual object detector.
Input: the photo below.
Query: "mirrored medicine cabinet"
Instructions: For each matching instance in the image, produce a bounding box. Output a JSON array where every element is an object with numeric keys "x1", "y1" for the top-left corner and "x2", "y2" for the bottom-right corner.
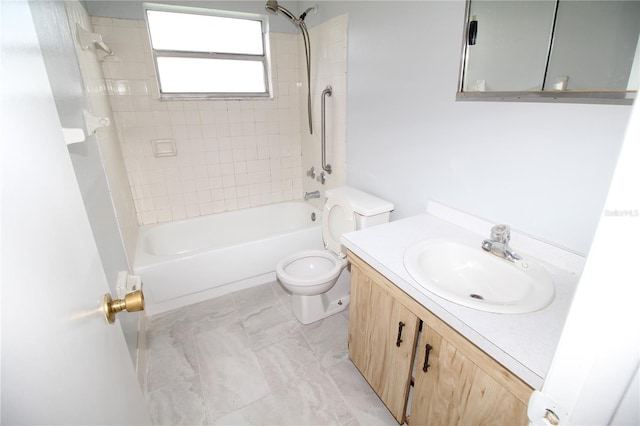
[{"x1": 457, "y1": 0, "x2": 640, "y2": 104}]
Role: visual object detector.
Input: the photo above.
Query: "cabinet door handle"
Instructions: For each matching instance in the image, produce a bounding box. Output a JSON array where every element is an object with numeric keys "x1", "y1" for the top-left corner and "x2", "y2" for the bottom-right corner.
[
  {"x1": 423, "y1": 344, "x2": 433, "y2": 372},
  {"x1": 396, "y1": 321, "x2": 405, "y2": 347}
]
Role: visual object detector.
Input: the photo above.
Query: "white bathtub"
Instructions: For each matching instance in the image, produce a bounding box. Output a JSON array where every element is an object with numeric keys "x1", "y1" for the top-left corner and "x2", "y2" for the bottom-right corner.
[{"x1": 134, "y1": 201, "x2": 323, "y2": 315}]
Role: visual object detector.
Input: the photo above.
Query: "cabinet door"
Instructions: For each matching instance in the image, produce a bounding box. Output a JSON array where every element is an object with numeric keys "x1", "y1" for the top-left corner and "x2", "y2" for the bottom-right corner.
[
  {"x1": 348, "y1": 263, "x2": 419, "y2": 423},
  {"x1": 410, "y1": 325, "x2": 529, "y2": 426}
]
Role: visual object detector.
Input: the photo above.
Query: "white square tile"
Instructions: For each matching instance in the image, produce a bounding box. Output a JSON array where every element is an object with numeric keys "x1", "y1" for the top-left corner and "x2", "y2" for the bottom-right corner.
[
  {"x1": 185, "y1": 205, "x2": 200, "y2": 218},
  {"x1": 171, "y1": 206, "x2": 187, "y2": 220},
  {"x1": 107, "y1": 18, "x2": 347, "y2": 220},
  {"x1": 141, "y1": 210, "x2": 158, "y2": 224}
]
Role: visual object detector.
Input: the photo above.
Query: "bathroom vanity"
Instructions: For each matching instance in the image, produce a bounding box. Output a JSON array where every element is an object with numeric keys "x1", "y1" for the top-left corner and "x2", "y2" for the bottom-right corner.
[
  {"x1": 348, "y1": 252, "x2": 531, "y2": 424},
  {"x1": 342, "y1": 204, "x2": 582, "y2": 425}
]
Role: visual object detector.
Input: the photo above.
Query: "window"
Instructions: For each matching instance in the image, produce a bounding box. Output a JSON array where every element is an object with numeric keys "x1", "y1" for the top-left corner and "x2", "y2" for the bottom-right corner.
[{"x1": 143, "y1": 3, "x2": 272, "y2": 99}]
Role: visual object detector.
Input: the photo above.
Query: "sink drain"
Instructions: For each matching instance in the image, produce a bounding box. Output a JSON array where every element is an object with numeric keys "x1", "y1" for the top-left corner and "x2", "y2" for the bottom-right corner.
[{"x1": 470, "y1": 294, "x2": 484, "y2": 300}]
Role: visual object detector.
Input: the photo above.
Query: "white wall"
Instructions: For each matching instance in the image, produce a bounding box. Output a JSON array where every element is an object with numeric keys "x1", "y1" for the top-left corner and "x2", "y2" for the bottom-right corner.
[
  {"x1": 29, "y1": 0, "x2": 140, "y2": 362},
  {"x1": 529, "y1": 99, "x2": 640, "y2": 426},
  {"x1": 75, "y1": 0, "x2": 634, "y2": 253},
  {"x1": 310, "y1": 1, "x2": 632, "y2": 254}
]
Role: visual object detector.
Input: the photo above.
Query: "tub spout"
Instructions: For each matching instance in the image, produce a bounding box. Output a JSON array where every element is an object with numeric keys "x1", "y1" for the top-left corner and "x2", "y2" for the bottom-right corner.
[{"x1": 304, "y1": 190, "x2": 320, "y2": 200}]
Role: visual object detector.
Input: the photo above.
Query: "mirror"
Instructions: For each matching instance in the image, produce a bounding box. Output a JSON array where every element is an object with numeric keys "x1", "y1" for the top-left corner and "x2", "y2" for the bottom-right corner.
[{"x1": 458, "y1": 0, "x2": 640, "y2": 104}]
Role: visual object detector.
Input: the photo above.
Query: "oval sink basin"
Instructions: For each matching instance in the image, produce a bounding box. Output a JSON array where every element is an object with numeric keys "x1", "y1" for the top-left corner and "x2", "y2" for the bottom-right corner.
[{"x1": 404, "y1": 239, "x2": 554, "y2": 314}]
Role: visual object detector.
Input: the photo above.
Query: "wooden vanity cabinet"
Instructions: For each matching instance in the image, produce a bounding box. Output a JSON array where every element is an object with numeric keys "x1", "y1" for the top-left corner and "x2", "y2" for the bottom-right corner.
[
  {"x1": 348, "y1": 257, "x2": 419, "y2": 423},
  {"x1": 411, "y1": 313, "x2": 531, "y2": 425},
  {"x1": 347, "y1": 252, "x2": 533, "y2": 426}
]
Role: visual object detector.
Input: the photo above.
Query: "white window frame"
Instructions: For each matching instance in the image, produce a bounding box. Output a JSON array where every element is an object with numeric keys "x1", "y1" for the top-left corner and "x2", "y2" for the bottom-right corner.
[{"x1": 143, "y1": 3, "x2": 273, "y2": 100}]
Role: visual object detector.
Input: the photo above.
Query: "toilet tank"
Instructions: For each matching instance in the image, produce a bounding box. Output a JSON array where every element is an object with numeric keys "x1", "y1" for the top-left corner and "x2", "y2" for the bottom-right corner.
[{"x1": 325, "y1": 187, "x2": 394, "y2": 230}]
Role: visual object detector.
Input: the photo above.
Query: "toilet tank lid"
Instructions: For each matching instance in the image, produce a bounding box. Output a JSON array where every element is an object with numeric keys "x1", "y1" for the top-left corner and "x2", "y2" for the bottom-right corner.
[{"x1": 325, "y1": 186, "x2": 394, "y2": 217}]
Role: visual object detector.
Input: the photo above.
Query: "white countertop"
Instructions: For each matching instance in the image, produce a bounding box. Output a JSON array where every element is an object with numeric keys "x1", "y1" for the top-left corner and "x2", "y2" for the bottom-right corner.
[{"x1": 341, "y1": 210, "x2": 581, "y2": 389}]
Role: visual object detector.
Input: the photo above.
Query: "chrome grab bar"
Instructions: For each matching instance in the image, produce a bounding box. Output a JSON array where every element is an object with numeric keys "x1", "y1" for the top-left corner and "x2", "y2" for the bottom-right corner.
[{"x1": 321, "y1": 85, "x2": 332, "y2": 174}]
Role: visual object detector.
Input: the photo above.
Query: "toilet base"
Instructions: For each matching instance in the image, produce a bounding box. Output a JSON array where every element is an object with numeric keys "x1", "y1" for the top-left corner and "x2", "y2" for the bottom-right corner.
[
  {"x1": 291, "y1": 293, "x2": 350, "y2": 325},
  {"x1": 289, "y1": 268, "x2": 350, "y2": 324}
]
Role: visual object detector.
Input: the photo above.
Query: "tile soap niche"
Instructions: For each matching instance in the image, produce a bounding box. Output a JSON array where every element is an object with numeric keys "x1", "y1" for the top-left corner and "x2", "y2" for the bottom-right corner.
[{"x1": 151, "y1": 139, "x2": 177, "y2": 158}]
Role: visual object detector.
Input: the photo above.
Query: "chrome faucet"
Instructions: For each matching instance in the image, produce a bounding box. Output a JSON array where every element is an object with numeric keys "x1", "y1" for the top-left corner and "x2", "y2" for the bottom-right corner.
[
  {"x1": 304, "y1": 190, "x2": 320, "y2": 200},
  {"x1": 481, "y1": 224, "x2": 522, "y2": 262}
]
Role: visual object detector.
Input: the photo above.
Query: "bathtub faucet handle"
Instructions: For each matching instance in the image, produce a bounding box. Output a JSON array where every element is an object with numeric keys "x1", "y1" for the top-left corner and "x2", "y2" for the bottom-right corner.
[{"x1": 306, "y1": 167, "x2": 316, "y2": 179}]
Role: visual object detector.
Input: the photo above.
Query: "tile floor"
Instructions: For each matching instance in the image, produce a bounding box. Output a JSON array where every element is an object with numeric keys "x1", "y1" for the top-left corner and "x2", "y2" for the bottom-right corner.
[{"x1": 143, "y1": 281, "x2": 398, "y2": 425}]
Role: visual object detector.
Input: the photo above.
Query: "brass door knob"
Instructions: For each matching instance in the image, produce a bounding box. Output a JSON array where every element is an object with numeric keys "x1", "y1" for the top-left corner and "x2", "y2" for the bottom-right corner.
[{"x1": 102, "y1": 290, "x2": 144, "y2": 324}]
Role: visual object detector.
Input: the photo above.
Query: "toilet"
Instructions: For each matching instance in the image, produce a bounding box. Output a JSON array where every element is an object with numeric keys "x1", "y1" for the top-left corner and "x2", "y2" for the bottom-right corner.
[{"x1": 276, "y1": 186, "x2": 394, "y2": 324}]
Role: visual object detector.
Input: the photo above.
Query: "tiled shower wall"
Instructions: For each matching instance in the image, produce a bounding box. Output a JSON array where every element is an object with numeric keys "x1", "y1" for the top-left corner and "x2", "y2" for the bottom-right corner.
[
  {"x1": 92, "y1": 17, "x2": 305, "y2": 225},
  {"x1": 300, "y1": 14, "x2": 348, "y2": 210}
]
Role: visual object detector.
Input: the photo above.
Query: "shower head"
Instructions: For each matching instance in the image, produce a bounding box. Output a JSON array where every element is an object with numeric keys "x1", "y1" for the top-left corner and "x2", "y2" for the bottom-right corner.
[
  {"x1": 265, "y1": 0, "x2": 278, "y2": 14},
  {"x1": 264, "y1": 0, "x2": 298, "y2": 23},
  {"x1": 265, "y1": 1, "x2": 317, "y2": 23}
]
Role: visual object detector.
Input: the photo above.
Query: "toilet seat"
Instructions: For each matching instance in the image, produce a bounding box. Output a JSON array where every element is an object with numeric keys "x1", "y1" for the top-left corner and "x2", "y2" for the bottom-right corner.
[
  {"x1": 322, "y1": 195, "x2": 355, "y2": 258},
  {"x1": 276, "y1": 249, "x2": 347, "y2": 295}
]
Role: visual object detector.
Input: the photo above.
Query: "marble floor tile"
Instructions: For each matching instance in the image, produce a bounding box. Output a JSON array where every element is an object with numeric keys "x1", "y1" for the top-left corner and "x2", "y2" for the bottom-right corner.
[
  {"x1": 146, "y1": 308, "x2": 193, "y2": 353},
  {"x1": 188, "y1": 292, "x2": 238, "y2": 335},
  {"x1": 256, "y1": 333, "x2": 328, "y2": 392},
  {"x1": 143, "y1": 282, "x2": 395, "y2": 426},
  {"x1": 233, "y1": 283, "x2": 279, "y2": 313},
  {"x1": 301, "y1": 313, "x2": 349, "y2": 368},
  {"x1": 240, "y1": 301, "x2": 301, "y2": 350},
  {"x1": 146, "y1": 332, "x2": 199, "y2": 393},
  {"x1": 255, "y1": 332, "x2": 356, "y2": 424},
  {"x1": 195, "y1": 322, "x2": 270, "y2": 421},
  {"x1": 326, "y1": 359, "x2": 399, "y2": 426},
  {"x1": 146, "y1": 376, "x2": 209, "y2": 426},
  {"x1": 212, "y1": 379, "x2": 355, "y2": 426}
]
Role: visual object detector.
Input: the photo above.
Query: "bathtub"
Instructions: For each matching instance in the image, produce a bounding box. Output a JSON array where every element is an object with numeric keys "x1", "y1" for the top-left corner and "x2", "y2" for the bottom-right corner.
[{"x1": 134, "y1": 201, "x2": 323, "y2": 315}]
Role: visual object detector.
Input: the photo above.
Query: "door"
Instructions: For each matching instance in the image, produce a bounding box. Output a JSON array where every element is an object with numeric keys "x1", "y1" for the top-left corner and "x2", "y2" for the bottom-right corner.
[
  {"x1": 410, "y1": 324, "x2": 528, "y2": 426},
  {"x1": 348, "y1": 259, "x2": 419, "y2": 423},
  {"x1": 1, "y1": 2, "x2": 151, "y2": 424}
]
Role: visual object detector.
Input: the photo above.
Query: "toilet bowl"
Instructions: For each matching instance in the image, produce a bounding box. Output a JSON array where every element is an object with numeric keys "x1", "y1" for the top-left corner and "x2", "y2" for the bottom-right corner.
[
  {"x1": 276, "y1": 249, "x2": 347, "y2": 296},
  {"x1": 276, "y1": 187, "x2": 394, "y2": 324}
]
